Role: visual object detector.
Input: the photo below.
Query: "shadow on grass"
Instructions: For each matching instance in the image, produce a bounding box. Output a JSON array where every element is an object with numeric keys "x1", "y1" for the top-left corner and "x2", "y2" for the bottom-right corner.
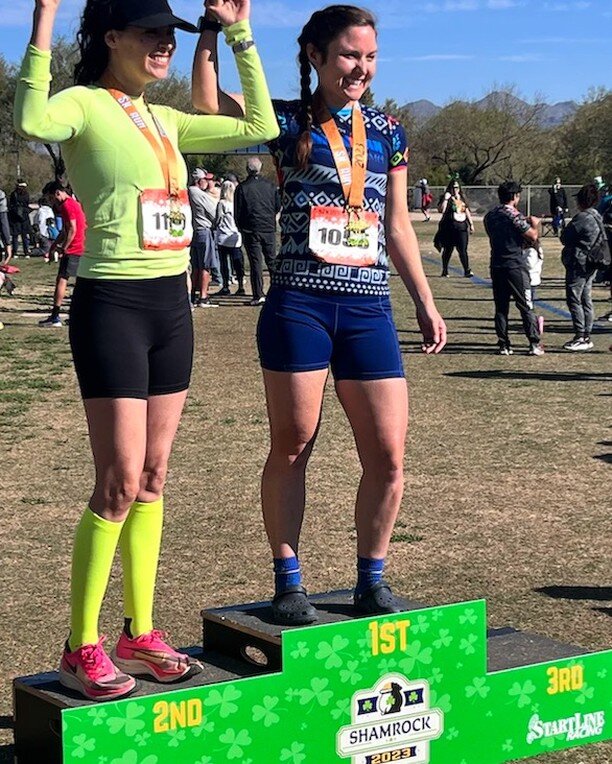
[
  {"x1": 535, "y1": 586, "x2": 612, "y2": 601},
  {"x1": 0, "y1": 745, "x2": 13, "y2": 764},
  {"x1": 0, "y1": 718, "x2": 12, "y2": 731},
  {"x1": 446, "y1": 370, "x2": 612, "y2": 382},
  {"x1": 594, "y1": 453, "x2": 612, "y2": 464}
]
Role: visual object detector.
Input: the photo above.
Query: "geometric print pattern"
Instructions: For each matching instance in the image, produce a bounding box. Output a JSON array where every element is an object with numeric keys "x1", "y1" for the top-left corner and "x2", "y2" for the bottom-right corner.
[{"x1": 269, "y1": 100, "x2": 409, "y2": 296}]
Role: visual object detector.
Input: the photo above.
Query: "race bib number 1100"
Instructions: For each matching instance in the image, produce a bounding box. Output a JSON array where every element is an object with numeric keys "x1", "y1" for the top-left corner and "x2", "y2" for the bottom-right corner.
[{"x1": 140, "y1": 189, "x2": 193, "y2": 251}]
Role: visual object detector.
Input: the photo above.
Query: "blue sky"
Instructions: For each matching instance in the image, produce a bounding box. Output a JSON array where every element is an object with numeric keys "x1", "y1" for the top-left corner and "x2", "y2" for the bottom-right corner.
[{"x1": 1, "y1": 0, "x2": 611, "y2": 105}]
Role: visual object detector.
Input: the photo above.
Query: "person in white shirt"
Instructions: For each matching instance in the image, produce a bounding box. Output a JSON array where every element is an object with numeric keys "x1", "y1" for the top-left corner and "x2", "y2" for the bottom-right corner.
[{"x1": 214, "y1": 180, "x2": 245, "y2": 295}]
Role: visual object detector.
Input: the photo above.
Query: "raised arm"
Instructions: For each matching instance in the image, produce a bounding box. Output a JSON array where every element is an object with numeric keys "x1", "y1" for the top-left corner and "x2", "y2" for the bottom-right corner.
[
  {"x1": 385, "y1": 168, "x2": 447, "y2": 355},
  {"x1": 192, "y1": 0, "x2": 246, "y2": 116},
  {"x1": 14, "y1": 0, "x2": 85, "y2": 143},
  {"x1": 175, "y1": 17, "x2": 278, "y2": 153}
]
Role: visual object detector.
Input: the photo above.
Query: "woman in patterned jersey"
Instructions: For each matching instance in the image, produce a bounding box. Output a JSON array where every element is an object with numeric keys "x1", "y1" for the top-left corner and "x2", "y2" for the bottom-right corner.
[{"x1": 192, "y1": 4, "x2": 446, "y2": 624}]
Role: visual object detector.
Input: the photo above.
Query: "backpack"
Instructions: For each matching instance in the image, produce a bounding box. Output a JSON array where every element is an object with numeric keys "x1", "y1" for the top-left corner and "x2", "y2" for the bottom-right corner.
[{"x1": 586, "y1": 212, "x2": 612, "y2": 270}]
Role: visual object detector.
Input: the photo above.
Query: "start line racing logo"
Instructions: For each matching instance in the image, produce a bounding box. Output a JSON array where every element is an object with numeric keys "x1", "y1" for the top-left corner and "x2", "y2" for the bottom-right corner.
[{"x1": 337, "y1": 674, "x2": 444, "y2": 764}]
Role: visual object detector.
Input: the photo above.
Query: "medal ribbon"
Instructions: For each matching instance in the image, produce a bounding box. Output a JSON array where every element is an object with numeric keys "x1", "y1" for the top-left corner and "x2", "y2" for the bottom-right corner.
[
  {"x1": 108, "y1": 89, "x2": 181, "y2": 196},
  {"x1": 314, "y1": 93, "x2": 367, "y2": 210}
]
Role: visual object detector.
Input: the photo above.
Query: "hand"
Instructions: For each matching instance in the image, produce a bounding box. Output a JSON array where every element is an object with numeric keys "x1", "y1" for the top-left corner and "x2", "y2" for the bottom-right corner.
[
  {"x1": 417, "y1": 304, "x2": 447, "y2": 355},
  {"x1": 35, "y1": 0, "x2": 61, "y2": 10},
  {"x1": 205, "y1": 0, "x2": 250, "y2": 26},
  {"x1": 444, "y1": 192, "x2": 451, "y2": 201},
  {"x1": 469, "y1": 225, "x2": 475, "y2": 234},
  {"x1": 529, "y1": 215, "x2": 541, "y2": 227}
]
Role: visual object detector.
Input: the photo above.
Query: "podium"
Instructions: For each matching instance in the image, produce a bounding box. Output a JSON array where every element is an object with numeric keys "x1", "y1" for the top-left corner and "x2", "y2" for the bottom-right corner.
[{"x1": 13, "y1": 593, "x2": 611, "y2": 763}]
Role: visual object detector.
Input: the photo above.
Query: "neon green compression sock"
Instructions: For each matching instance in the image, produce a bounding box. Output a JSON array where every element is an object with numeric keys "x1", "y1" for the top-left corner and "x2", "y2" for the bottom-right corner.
[
  {"x1": 119, "y1": 497, "x2": 164, "y2": 638},
  {"x1": 69, "y1": 507, "x2": 124, "y2": 651}
]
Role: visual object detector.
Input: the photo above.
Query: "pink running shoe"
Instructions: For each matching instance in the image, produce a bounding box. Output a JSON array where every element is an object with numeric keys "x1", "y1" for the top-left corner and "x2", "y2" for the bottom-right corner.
[
  {"x1": 112, "y1": 629, "x2": 201, "y2": 683},
  {"x1": 59, "y1": 636, "x2": 136, "y2": 701}
]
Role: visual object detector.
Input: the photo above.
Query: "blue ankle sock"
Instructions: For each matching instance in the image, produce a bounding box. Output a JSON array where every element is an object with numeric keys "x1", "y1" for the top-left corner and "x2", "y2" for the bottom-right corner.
[
  {"x1": 273, "y1": 556, "x2": 302, "y2": 595},
  {"x1": 356, "y1": 557, "x2": 385, "y2": 596}
]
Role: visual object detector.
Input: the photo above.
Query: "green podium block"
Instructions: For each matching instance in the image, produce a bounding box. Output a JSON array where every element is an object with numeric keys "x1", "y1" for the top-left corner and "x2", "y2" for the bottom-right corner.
[{"x1": 13, "y1": 596, "x2": 611, "y2": 763}]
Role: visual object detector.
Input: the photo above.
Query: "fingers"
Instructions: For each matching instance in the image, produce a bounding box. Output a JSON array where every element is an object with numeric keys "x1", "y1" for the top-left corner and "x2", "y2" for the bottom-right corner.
[{"x1": 421, "y1": 319, "x2": 447, "y2": 355}]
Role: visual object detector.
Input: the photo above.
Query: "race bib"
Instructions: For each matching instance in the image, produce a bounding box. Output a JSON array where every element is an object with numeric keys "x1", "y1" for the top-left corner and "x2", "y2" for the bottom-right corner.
[
  {"x1": 308, "y1": 206, "x2": 379, "y2": 267},
  {"x1": 140, "y1": 189, "x2": 193, "y2": 250}
]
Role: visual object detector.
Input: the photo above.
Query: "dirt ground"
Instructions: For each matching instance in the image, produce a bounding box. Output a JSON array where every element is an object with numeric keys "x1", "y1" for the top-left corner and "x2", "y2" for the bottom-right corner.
[{"x1": 0, "y1": 225, "x2": 610, "y2": 763}]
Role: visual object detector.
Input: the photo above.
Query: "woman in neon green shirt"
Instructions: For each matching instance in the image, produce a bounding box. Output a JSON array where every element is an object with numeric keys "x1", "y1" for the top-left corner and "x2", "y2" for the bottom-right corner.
[{"x1": 14, "y1": 0, "x2": 278, "y2": 701}]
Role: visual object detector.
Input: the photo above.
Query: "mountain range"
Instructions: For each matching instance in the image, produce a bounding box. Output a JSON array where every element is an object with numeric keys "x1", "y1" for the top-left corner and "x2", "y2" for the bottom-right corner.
[{"x1": 404, "y1": 92, "x2": 578, "y2": 128}]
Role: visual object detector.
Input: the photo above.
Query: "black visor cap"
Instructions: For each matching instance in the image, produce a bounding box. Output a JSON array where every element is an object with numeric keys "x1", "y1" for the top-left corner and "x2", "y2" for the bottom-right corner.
[{"x1": 115, "y1": 0, "x2": 198, "y2": 32}]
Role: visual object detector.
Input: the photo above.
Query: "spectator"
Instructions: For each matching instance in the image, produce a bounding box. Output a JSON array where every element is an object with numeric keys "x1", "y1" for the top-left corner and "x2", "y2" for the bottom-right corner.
[
  {"x1": 188, "y1": 168, "x2": 219, "y2": 308},
  {"x1": 0, "y1": 186, "x2": 13, "y2": 264},
  {"x1": 436, "y1": 179, "x2": 475, "y2": 277},
  {"x1": 418, "y1": 178, "x2": 432, "y2": 221},
  {"x1": 39, "y1": 181, "x2": 87, "y2": 327},
  {"x1": 483, "y1": 181, "x2": 544, "y2": 355},
  {"x1": 234, "y1": 156, "x2": 280, "y2": 305},
  {"x1": 561, "y1": 183, "x2": 607, "y2": 350},
  {"x1": 8, "y1": 180, "x2": 32, "y2": 257},
  {"x1": 33, "y1": 194, "x2": 56, "y2": 258},
  {"x1": 214, "y1": 180, "x2": 245, "y2": 296},
  {"x1": 548, "y1": 177, "x2": 568, "y2": 236},
  {"x1": 594, "y1": 176, "x2": 612, "y2": 322}
]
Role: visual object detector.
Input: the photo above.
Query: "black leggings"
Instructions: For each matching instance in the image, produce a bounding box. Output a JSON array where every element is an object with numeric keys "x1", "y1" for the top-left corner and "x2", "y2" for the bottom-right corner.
[
  {"x1": 442, "y1": 221, "x2": 470, "y2": 274},
  {"x1": 218, "y1": 245, "x2": 245, "y2": 289},
  {"x1": 69, "y1": 274, "x2": 193, "y2": 399}
]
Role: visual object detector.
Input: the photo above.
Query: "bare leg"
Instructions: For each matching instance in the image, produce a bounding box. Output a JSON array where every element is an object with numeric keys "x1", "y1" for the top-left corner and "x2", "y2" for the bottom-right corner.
[
  {"x1": 139, "y1": 391, "x2": 189, "y2": 500},
  {"x1": 84, "y1": 398, "x2": 148, "y2": 522},
  {"x1": 261, "y1": 369, "x2": 328, "y2": 558},
  {"x1": 335, "y1": 378, "x2": 408, "y2": 559}
]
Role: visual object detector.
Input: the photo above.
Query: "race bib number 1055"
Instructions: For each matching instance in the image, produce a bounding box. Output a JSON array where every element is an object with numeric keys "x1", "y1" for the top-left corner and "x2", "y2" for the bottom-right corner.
[{"x1": 308, "y1": 205, "x2": 379, "y2": 267}]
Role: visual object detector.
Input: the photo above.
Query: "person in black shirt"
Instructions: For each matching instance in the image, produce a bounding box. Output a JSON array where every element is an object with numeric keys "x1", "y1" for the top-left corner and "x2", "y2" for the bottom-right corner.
[
  {"x1": 8, "y1": 180, "x2": 32, "y2": 257},
  {"x1": 484, "y1": 181, "x2": 544, "y2": 355},
  {"x1": 548, "y1": 177, "x2": 568, "y2": 236},
  {"x1": 234, "y1": 157, "x2": 281, "y2": 305}
]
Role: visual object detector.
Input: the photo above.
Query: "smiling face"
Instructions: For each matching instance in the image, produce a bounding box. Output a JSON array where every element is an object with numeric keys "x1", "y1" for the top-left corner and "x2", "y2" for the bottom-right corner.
[
  {"x1": 105, "y1": 25, "x2": 176, "y2": 90},
  {"x1": 308, "y1": 24, "x2": 377, "y2": 109}
]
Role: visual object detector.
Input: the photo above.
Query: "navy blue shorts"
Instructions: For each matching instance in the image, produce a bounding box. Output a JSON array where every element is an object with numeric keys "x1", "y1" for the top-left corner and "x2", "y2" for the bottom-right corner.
[{"x1": 257, "y1": 287, "x2": 404, "y2": 380}]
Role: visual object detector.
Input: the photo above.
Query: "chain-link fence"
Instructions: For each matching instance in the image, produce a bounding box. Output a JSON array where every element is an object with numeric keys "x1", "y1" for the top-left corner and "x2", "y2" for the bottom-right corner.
[{"x1": 412, "y1": 186, "x2": 582, "y2": 218}]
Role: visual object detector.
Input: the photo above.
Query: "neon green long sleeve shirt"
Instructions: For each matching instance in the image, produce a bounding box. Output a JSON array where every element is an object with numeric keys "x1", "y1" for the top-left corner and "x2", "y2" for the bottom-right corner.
[{"x1": 14, "y1": 21, "x2": 279, "y2": 279}]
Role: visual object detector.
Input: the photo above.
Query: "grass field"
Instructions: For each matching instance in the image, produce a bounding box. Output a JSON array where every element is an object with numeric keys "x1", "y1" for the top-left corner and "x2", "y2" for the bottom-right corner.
[{"x1": 0, "y1": 223, "x2": 610, "y2": 763}]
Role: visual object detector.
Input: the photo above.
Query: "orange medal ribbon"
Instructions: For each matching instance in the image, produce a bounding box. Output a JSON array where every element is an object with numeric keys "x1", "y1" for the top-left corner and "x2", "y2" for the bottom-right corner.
[
  {"x1": 107, "y1": 89, "x2": 181, "y2": 197},
  {"x1": 314, "y1": 93, "x2": 368, "y2": 214}
]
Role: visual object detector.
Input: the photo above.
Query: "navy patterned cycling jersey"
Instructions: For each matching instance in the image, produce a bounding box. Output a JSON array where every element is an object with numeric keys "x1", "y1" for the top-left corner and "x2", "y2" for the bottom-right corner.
[{"x1": 268, "y1": 99, "x2": 409, "y2": 296}]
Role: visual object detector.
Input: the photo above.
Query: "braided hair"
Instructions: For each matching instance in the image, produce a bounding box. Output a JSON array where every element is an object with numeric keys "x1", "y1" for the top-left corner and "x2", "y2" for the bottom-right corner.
[
  {"x1": 295, "y1": 5, "x2": 376, "y2": 170},
  {"x1": 74, "y1": 0, "x2": 125, "y2": 86}
]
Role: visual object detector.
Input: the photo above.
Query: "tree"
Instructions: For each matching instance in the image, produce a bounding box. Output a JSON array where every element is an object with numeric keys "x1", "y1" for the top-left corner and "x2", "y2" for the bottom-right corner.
[
  {"x1": 424, "y1": 90, "x2": 551, "y2": 184},
  {"x1": 551, "y1": 88, "x2": 612, "y2": 183}
]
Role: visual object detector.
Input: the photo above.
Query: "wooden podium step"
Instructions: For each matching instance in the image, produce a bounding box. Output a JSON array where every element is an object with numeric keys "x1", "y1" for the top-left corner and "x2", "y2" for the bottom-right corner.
[
  {"x1": 201, "y1": 590, "x2": 591, "y2": 672},
  {"x1": 13, "y1": 648, "x2": 268, "y2": 764},
  {"x1": 201, "y1": 589, "x2": 427, "y2": 670}
]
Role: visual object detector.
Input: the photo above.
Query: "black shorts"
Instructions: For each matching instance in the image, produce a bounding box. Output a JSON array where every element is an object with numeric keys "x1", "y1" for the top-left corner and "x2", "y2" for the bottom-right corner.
[
  {"x1": 58, "y1": 254, "x2": 81, "y2": 279},
  {"x1": 69, "y1": 273, "x2": 193, "y2": 399}
]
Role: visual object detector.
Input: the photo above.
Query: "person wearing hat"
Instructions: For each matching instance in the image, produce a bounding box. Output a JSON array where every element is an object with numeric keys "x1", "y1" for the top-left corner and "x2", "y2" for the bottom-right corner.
[
  {"x1": 15, "y1": 0, "x2": 278, "y2": 701},
  {"x1": 189, "y1": 167, "x2": 220, "y2": 306},
  {"x1": 8, "y1": 180, "x2": 32, "y2": 258}
]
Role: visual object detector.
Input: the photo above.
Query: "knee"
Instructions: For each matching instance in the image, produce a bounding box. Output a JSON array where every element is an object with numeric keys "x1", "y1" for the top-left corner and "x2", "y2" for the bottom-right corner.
[
  {"x1": 139, "y1": 465, "x2": 167, "y2": 498},
  {"x1": 98, "y1": 476, "x2": 141, "y2": 520},
  {"x1": 364, "y1": 452, "x2": 404, "y2": 488},
  {"x1": 269, "y1": 426, "x2": 317, "y2": 468}
]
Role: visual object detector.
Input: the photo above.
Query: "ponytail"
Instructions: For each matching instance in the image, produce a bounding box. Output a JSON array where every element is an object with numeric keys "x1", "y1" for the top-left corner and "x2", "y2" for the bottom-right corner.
[{"x1": 295, "y1": 46, "x2": 314, "y2": 171}]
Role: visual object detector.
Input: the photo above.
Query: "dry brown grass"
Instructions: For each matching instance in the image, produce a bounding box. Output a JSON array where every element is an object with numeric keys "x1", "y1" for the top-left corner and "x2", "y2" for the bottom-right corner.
[{"x1": 0, "y1": 225, "x2": 610, "y2": 762}]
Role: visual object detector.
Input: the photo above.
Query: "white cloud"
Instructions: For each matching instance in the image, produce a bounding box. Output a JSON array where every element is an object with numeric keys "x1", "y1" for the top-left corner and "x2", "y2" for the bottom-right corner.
[
  {"x1": 499, "y1": 54, "x2": 543, "y2": 62},
  {"x1": 487, "y1": 0, "x2": 523, "y2": 8},
  {"x1": 403, "y1": 54, "x2": 476, "y2": 61},
  {"x1": 543, "y1": 1, "x2": 591, "y2": 9}
]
